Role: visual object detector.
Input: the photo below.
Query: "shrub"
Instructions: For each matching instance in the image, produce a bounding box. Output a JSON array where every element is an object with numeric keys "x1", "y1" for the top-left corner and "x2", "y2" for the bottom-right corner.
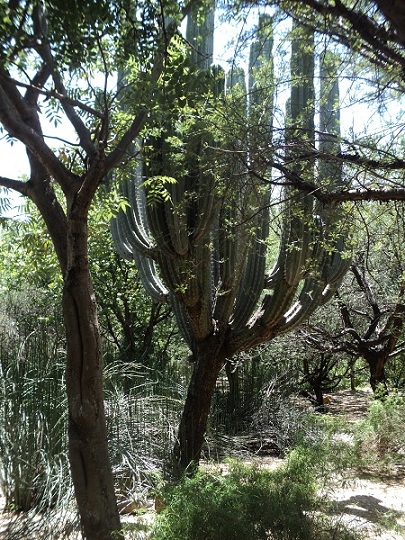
[
  {"x1": 0, "y1": 319, "x2": 69, "y2": 513},
  {"x1": 354, "y1": 393, "x2": 405, "y2": 471},
  {"x1": 152, "y1": 440, "x2": 358, "y2": 540}
]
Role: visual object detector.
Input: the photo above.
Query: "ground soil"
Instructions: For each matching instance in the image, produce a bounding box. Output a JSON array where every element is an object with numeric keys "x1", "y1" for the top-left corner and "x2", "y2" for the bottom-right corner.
[
  {"x1": 1, "y1": 388, "x2": 404, "y2": 539},
  {"x1": 317, "y1": 388, "x2": 405, "y2": 539}
]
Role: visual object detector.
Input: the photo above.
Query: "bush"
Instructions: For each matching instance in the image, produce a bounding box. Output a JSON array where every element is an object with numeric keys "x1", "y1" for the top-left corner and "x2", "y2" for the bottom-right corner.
[
  {"x1": 354, "y1": 393, "x2": 405, "y2": 471},
  {"x1": 152, "y1": 459, "x2": 316, "y2": 540},
  {"x1": 151, "y1": 438, "x2": 360, "y2": 540},
  {"x1": 0, "y1": 318, "x2": 69, "y2": 513}
]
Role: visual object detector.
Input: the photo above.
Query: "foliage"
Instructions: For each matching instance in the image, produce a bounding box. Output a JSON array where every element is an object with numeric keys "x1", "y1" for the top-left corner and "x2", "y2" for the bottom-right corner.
[
  {"x1": 105, "y1": 369, "x2": 186, "y2": 497},
  {"x1": 0, "y1": 301, "x2": 69, "y2": 513},
  {"x1": 152, "y1": 445, "x2": 359, "y2": 540},
  {"x1": 296, "y1": 200, "x2": 405, "y2": 394},
  {"x1": 354, "y1": 393, "x2": 405, "y2": 472},
  {"x1": 0, "y1": 203, "x2": 61, "y2": 298}
]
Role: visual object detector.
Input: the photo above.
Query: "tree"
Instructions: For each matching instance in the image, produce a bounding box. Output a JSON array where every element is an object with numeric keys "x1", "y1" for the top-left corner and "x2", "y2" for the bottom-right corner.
[
  {"x1": 112, "y1": 9, "x2": 352, "y2": 475},
  {"x1": 0, "y1": 1, "x2": 196, "y2": 537},
  {"x1": 299, "y1": 202, "x2": 405, "y2": 394}
]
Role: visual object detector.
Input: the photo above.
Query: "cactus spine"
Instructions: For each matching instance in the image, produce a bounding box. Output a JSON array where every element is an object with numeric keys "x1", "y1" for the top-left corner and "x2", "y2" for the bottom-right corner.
[{"x1": 111, "y1": 8, "x2": 350, "y2": 472}]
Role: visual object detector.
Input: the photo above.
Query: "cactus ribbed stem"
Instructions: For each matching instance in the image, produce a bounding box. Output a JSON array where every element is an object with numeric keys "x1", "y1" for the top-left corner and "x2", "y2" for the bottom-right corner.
[{"x1": 110, "y1": 5, "x2": 351, "y2": 473}]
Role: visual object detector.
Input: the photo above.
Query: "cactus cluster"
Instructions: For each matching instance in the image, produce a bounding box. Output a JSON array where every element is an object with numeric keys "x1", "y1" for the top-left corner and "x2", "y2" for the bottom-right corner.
[
  {"x1": 111, "y1": 11, "x2": 349, "y2": 355},
  {"x1": 110, "y1": 6, "x2": 351, "y2": 470}
]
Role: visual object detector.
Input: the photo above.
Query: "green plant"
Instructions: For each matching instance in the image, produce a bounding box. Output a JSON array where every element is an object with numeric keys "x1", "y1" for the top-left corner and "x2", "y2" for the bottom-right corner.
[
  {"x1": 354, "y1": 393, "x2": 405, "y2": 471},
  {"x1": 152, "y1": 449, "x2": 360, "y2": 540},
  {"x1": 112, "y1": 8, "x2": 351, "y2": 475},
  {"x1": 0, "y1": 311, "x2": 69, "y2": 513}
]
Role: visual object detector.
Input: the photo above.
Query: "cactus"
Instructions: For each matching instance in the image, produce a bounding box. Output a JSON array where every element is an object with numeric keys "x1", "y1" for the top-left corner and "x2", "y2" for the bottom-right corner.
[{"x1": 111, "y1": 9, "x2": 350, "y2": 473}]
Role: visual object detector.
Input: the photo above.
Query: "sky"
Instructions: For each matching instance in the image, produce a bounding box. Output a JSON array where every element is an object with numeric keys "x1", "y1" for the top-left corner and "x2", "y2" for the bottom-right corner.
[{"x1": 0, "y1": 8, "x2": 403, "y2": 216}]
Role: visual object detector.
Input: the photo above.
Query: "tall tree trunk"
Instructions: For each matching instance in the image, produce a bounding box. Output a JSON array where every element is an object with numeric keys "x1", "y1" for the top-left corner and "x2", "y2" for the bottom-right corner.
[
  {"x1": 63, "y1": 214, "x2": 122, "y2": 539},
  {"x1": 172, "y1": 346, "x2": 225, "y2": 477},
  {"x1": 365, "y1": 350, "x2": 389, "y2": 395}
]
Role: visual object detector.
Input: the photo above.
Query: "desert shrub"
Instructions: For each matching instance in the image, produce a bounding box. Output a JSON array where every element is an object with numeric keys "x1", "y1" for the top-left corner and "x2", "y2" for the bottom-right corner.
[
  {"x1": 152, "y1": 458, "x2": 316, "y2": 540},
  {"x1": 0, "y1": 317, "x2": 69, "y2": 513},
  {"x1": 152, "y1": 443, "x2": 359, "y2": 540},
  {"x1": 354, "y1": 393, "x2": 405, "y2": 471},
  {"x1": 104, "y1": 358, "x2": 186, "y2": 500},
  {"x1": 249, "y1": 377, "x2": 323, "y2": 455}
]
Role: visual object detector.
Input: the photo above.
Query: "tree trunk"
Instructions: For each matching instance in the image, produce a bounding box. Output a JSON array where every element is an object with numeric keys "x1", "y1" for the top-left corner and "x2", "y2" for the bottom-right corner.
[
  {"x1": 172, "y1": 346, "x2": 225, "y2": 477},
  {"x1": 313, "y1": 382, "x2": 326, "y2": 413},
  {"x1": 366, "y1": 351, "x2": 389, "y2": 395},
  {"x1": 63, "y1": 214, "x2": 122, "y2": 539}
]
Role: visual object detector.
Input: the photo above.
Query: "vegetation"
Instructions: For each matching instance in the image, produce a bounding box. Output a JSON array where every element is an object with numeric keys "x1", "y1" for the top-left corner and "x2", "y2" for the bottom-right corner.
[
  {"x1": 112, "y1": 6, "x2": 351, "y2": 476},
  {"x1": 152, "y1": 456, "x2": 321, "y2": 540},
  {"x1": 1, "y1": 1, "x2": 405, "y2": 539},
  {"x1": 354, "y1": 393, "x2": 405, "y2": 473}
]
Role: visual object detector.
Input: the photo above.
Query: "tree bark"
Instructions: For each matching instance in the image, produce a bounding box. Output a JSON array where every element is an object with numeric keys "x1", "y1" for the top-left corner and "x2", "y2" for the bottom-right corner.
[
  {"x1": 365, "y1": 351, "x2": 389, "y2": 395},
  {"x1": 172, "y1": 344, "x2": 225, "y2": 477},
  {"x1": 63, "y1": 214, "x2": 122, "y2": 539}
]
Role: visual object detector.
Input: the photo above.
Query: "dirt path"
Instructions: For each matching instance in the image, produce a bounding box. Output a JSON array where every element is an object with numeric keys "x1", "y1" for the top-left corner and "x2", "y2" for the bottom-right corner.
[
  {"x1": 327, "y1": 476, "x2": 405, "y2": 539},
  {"x1": 320, "y1": 388, "x2": 405, "y2": 539}
]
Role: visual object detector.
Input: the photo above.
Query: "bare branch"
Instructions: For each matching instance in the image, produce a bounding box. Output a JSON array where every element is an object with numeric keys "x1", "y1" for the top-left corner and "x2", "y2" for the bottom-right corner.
[
  {"x1": 1, "y1": 72, "x2": 104, "y2": 119},
  {"x1": 0, "y1": 176, "x2": 29, "y2": 196}
]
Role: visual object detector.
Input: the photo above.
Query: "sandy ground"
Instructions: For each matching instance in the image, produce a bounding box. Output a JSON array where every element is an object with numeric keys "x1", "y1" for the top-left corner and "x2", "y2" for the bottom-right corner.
[{"x1": 326, "y1": 475, "x2": 405, "y2": 539}]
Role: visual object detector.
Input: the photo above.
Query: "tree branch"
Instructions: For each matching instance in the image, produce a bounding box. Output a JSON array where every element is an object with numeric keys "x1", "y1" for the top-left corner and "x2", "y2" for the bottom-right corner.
[
  {"x1": 105, "y1": 110, "x2": 148, "y2": 171},
  {"x1": 38, "y1": 44, "x2": 98, "y2": 159},
  {"x1": 350, "y1": 264, "x2": 381, "y2": 339},
  {"x1": 1, "y1": 72, "x2": 104, "y2": 119},
  {"x1": 0, "y1": 78, "x2": 78, "y2": 195},
  {"x1": 0, "y1": 176, "x2": 29, "y2": 196}
]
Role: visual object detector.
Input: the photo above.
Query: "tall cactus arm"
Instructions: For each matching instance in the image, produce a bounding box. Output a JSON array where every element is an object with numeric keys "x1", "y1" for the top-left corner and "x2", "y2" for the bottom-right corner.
[
  {"x1": 164, "y1": 158, "x2": 189, "y2": 256},
  {"x1": 248, "y1": 13, "x2": 274, "y2": 169},
  {"x1": 213, "y1": 206, "x2": 245, "y2": 324},
  {"x1": 280, "y1": 48, "x2": 350, "y2": 329},
  {"x1": 274, "y1": 277, "x2": 325, "y2": 334},
  {"x1": 142, "y1": 136, "x2": 184, "y2": 258},
  {"x1": 228, "y1": 17, "x2": 274, "y2": 330},
  {"x1": 212, "y1": 66, "x2": 249, "y2": 324},
  {"x1": 186, "y1": 3, "x2": 215, "y2": 70},
  {"x1": 231, "y1": 206, "x2": 269, "y2": 329},
  {"x1": 269, "y1": 20, "x2": 315, "y2": 290},
  {"x1": 283, "y1": 196, "x2": 313, "y2": 286},
  {"x1": 156, "y1": 253, "x2": 185, "y2": 293},
  {"x1": 125, "y1": 161, "x2": 153, "y2": 245},
  {"x1": 259, "y1": 280, "x2": 298, "y2": 327},
  {"x1": 171, "y1": 294, "x2": 197, "y2": 353},
  {"x1": 319, "y1": 50, "x2": 341, "y2": 189},
  {"x1": 134, "y1": 252, "x2": 170, "y2": 303},
  {"x1": 111, "y1": 153, "x2": 157, "y2": 258},
  {"x1": 289, "y1": 22, "x2": 315, "y2": 142},
  {"x1": 318, "y1": 49, "x2": 352, "y2": 287},
  {"x1": 110, "y1": 191, "x2": 154, "y2": 257},
  {"x1": 110, "y1": 215, "x2": 138, "y2": 260},
  {"x1": 189, "y1": 163, "x2": 218, "y2": 243}
]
